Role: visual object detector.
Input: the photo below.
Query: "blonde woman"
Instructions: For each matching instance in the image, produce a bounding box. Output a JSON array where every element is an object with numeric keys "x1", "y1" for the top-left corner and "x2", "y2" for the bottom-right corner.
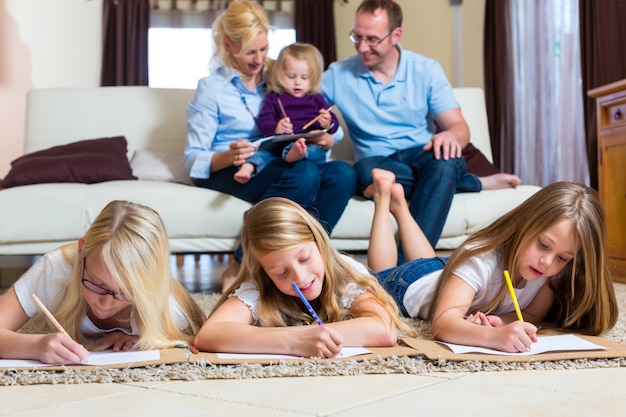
[
  {"x1": 185, "y1": 1, "x2": 356, "y2": 292},
  {"x1": 194, "y1": 197, "x2": 415, "y2": 358},
  {"x1": 368, "y1": 168, "x2": 618, "y2": 353},
  {"x1": 0, "y1": 200, "x2": 204, "y2": 364}
]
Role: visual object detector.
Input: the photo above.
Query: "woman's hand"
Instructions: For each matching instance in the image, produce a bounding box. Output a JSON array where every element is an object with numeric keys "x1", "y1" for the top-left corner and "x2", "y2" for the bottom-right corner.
[
  {"x1": 35, "y1": 332, "x2": 90, "y2": 364},
  {"x1": 228, "y1": 139, "x2": 256, "y2": 167},
  {"x1": 92, "y1": 331, "x2": 138, "y2": 352},
  {"x1": 306, "y1": 132, "x2": 334, "y2": 151},
  {"x1": 275, "y1": 117, "x2": 293, "y2": 135},
  {"x1": 289, "y1": 324, "x2": 344, "y2": 358}
]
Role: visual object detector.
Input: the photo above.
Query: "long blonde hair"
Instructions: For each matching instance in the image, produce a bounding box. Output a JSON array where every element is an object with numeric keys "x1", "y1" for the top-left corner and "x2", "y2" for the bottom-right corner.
[
  {"x1": 214, "y1": 197, "x2": 415, "y2": 336},
  {"x1": 55, "y1": 200, "x2": 205, "y2": 350},
  {"x1": 430, "y1": 182, "x2": 617, "y2": 335},
  {"x1": 267, "y1": 43, "x2": 324, "y2": 94},
  {"x1": 211, "y1": 0, "x2": 271, "y2": 74}
]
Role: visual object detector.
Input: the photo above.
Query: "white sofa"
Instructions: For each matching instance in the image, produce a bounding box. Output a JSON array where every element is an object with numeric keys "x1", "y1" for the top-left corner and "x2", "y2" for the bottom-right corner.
[{"x1": 0, "y1": 86, "x2": 540, "y2": 256}]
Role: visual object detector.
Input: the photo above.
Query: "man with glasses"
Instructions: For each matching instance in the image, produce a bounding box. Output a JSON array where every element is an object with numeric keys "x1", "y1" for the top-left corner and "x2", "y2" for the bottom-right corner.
[{"x1": 323, "y1": 0, "x2": 487, "y2": 250}]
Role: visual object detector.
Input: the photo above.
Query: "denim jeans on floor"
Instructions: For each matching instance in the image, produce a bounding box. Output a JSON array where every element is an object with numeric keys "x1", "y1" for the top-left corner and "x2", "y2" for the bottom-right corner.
[{"x1": 375, "y1": 257, "x2": 448, "y2": 317}]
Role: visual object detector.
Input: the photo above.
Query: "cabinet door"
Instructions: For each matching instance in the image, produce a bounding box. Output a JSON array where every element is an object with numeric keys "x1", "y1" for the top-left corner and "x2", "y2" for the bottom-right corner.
[{"x1": 601, "y1": 135, "x2": 626, "y2": 261}]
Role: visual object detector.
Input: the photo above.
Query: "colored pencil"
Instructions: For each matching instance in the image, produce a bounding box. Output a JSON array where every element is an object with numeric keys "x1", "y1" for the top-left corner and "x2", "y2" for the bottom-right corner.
[
  {"x1": 31, "y1": 293, "x2": 71, "y2": 338},
  {"x1": 302, "y1": 105, "x2": 335, "y2": 130},
  {"x1": 277, "y1": 97, "x2": 288, "y2": 119},
  {"x1": 291, "y1": 282, "x2": 324, "y2": 325},
  {"x1": 503, "y1": 270, "x2": 524, "y2": 322}
]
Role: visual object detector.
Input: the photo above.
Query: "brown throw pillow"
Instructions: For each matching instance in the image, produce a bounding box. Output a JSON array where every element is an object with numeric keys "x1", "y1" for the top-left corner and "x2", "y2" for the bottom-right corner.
[
  {"x1": 462, "y1": 143, "x2": 501, "y2": 177},
  {"x1": 1, "y1": 136, "x2": 137, "y2": 188}
]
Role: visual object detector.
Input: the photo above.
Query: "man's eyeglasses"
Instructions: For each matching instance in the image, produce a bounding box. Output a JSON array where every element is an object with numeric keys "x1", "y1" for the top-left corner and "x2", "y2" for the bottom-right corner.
[
  {"x1": 81, "y1": 258, "x2": 130, "y2": 303},
  {"x1": 348, "y1": 29, "x2": 395, "y2": 47}
]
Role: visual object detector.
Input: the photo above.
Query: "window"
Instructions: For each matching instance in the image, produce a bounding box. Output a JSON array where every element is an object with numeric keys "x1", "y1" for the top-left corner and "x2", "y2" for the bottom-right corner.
[
  {"x1": 148, "y1": 28, "x2": 295, "y2": 89},
  {"x1": 148, "y1": 0, "x2": 295, "y2": 89}
]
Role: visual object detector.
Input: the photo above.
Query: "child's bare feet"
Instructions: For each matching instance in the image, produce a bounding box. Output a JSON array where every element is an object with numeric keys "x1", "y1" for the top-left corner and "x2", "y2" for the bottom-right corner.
[
  {"x1": 234, "y1": 163, "x2": 255, "y2": 184},
  {"x1": 479, "y1": 173, "x2": 522, "y2": 190},
  {"x1": 365, "y1": 168, "x2": 396, "y2": 198},
  {"x1": 285, "y1": 138, "x2": 307, "y2": 163},
  {"x1": 371, "y1": 168, "x2": 395, "y2": 196},
  {"x1": 389, "y1": 182, "x2": 408, "y2": 216}
]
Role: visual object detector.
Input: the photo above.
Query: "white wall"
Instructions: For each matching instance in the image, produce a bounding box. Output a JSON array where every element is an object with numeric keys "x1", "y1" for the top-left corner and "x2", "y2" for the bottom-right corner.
[
  {"x1": 333, "y1": 0, "x2": 485, "y2": 88},
  {"x1": 0, "y1": 0, "x2": 102, "y2": 177}
]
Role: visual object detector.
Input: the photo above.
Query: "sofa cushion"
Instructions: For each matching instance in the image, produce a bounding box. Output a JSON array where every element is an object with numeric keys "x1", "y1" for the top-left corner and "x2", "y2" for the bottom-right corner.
[
  {"x1": 130, "y1": 150, "x2": 193, "y2": 185},
  {"x1": 1, "y1": 136, "x2": 136, "y2": 188}
]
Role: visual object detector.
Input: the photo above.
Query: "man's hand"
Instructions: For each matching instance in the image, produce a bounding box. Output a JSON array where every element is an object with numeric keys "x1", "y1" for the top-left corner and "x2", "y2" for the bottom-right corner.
[{"x1": 423, "y1": 131, "x2": 463, "y2": 160}]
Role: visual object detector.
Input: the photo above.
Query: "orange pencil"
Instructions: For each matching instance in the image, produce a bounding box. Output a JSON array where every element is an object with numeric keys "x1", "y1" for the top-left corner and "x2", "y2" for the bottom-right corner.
[
  {"x1": 31, "y1": 293, "x2": 71, "y2": 338},
  {"x1": 302, "y1": 105, "x2": 335, "y2": 130}
]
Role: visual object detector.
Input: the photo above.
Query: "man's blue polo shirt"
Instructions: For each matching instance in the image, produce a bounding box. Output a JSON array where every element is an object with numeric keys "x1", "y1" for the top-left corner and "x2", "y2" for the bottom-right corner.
[{"x1": 322, "y1": 45, "x2": 458, "y2": 162}]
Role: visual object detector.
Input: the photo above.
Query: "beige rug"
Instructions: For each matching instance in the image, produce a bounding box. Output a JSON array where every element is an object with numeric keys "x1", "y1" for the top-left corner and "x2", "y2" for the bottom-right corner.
[{"x1": 2, "y1": 283, "x2": 626, "y2": 386}]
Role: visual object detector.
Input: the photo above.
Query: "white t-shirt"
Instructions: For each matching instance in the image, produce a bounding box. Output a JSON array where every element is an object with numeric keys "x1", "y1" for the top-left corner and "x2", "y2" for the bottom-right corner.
[
  {"x1": 403, "y1": 251, "x2": 548, "y2": 319},
  {"x1": 14, "y1": 246, "x2": 189, "y2": 335},
  {"x1": 231, "y1": 254, "x2": 369, "y2": 324}
]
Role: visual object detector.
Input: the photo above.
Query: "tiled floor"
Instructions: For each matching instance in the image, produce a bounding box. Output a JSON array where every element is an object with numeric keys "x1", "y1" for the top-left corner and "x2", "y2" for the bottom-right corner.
[{"x1": 2, "y1": 254, "x2": 626, "y2": 416}]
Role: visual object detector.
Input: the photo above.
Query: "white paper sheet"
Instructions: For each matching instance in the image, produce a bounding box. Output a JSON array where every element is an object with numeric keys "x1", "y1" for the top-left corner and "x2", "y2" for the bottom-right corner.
[
  {"x1": 438, "y1": 334, "x2": 606, "y2": 356},
  {"x1": 216, "y1": 347, "x2": 372, "y2": 360},
  {"x1": 0, "y1": 349, "x2": 160, "y2": 368}
]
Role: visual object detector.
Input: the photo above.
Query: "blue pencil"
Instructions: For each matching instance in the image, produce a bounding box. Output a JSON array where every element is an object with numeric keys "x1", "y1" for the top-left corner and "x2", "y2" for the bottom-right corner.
[{"x1": 291, "y1": 282, "x2": 324, "y2": 325}]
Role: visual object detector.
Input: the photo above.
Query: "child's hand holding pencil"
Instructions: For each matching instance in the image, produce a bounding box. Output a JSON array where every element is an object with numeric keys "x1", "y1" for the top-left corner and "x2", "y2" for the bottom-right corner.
[
  {"x1": 31, "y1": 293, "x2": 90, "y2": 364},
  {"x1": 502, "y1": 270, "x2": 537, "y2": 352}
]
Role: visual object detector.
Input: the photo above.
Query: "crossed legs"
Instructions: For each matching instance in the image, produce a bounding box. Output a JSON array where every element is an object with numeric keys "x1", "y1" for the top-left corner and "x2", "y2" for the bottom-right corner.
[{"x1": 367, "y1": 168, "x2": 436, "y2": 272}]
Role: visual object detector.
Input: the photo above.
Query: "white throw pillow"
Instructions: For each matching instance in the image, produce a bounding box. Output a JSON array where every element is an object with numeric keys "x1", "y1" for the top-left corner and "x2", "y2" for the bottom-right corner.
[{"x1": 130, "y1": 150, "x2": 194, "y2": 185}]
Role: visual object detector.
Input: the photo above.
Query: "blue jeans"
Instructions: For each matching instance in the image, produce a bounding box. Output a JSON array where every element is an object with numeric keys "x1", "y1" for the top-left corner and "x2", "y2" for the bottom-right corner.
[
  {"x1": 195, "y1": 158, "x2": 356, "y2": 262},
  {"x1": 245, "y1": 142, "x2": 328, "y2": 176},
  {"x1": 375, "y1": 257, "x2": 448, "y2": 317},
  {"x1": 353, "y1": 145, "x2": 481, "y2": 248}
]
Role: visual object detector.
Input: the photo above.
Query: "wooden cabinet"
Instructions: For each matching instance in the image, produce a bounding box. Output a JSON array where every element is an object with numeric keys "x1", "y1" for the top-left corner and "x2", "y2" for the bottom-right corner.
[{"x1": 589, "y1": 80, "x2": 626, "y2": 281}]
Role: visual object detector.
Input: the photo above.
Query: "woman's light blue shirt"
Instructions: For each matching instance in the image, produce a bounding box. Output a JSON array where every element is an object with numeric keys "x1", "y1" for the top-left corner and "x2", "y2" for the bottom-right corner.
[{"x1": 185, "y1": 67, "x2": 265, "y2": 179}]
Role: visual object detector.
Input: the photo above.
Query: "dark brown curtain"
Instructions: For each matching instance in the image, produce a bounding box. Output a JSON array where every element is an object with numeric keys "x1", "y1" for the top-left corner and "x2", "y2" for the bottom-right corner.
[
  {"x1": 101, "y1": 0, "x2": 150, "y2": 86},
  {"x1": 294, "y1": 0, "x2": 336, "y2": 69},
  {"x1": 579, "y1": 0, "x2": 626, "y2": 189},
  {"x1": 482, "y1": 0, "x2": 514, "y2": 173}
]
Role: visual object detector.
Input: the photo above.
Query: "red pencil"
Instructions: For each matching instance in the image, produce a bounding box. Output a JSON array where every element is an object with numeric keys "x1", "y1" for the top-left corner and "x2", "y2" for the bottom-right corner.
[{"x1": 277, "y1": 97, "x2": 288, "y2": 119}]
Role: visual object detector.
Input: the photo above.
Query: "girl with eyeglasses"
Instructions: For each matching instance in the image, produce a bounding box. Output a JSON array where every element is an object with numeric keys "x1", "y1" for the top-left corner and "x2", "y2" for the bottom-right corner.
[{"x1": 0, "y1": 200, "x2": 205, "y2": 364}]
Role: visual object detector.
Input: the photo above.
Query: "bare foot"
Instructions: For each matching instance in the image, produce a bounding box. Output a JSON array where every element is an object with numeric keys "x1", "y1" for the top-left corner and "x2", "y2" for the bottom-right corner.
[
  {"x1": 363, "y1": 183, "x2": 375, "y2": 198},
  {"x1": 221, "y1": 258, "x2": 240, "y2": 294},
  {"x1": 285, "y1": 138, "x2": 307, "y2": 163},
  {"x1": 371, "y1": 168, "x2": 396, "y2": 195},
  {"x1": 365, "y1": 168, "x2": 396, "y2": 198},
  {"x1": 479, "y1": 173, "x2": 522, "y2": 190},
  {"x1": 389, "y1": 182, "x2": 409, "y2": 216},
  {"x1": 371, "y1": 169, "x2": 410, "y2": 217},
  {"x1": 234, "y1": 163, "x2": 255, "y2": 184}
]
